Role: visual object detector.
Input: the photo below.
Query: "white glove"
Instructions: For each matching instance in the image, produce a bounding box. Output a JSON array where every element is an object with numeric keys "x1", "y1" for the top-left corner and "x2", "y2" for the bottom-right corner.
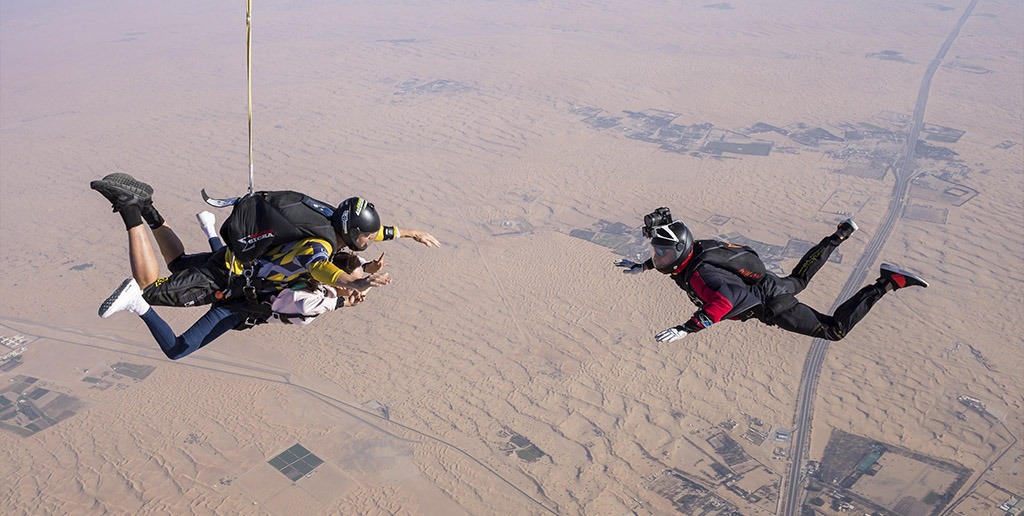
[
  {"x1": 655, "y1": 327, "x2": 688, "y2": 343},
  {"x1": 614, "y1": 258, "x2": 645, "y2": 274}
]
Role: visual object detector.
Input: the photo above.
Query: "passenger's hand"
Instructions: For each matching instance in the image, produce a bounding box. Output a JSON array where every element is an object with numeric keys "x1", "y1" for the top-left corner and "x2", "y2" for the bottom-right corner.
[
  {"x1": 340, "y1": 288, "x2": 365, "y2": 307},
  {"x1": 614, "y1": 258, "x2": 645, "y2": 274},
  {"x1": 368, "y1": 272, "x2": 391, "y2": 287},
  {"x1": 655, "y1": 326, "x2": 687, "y2": 343},
  {"x1": 364, "y1": 252, "x2": 386, "y2": 274},
  {"x1": 407, "y1": 230, "x2": 441, "y2": 248}
]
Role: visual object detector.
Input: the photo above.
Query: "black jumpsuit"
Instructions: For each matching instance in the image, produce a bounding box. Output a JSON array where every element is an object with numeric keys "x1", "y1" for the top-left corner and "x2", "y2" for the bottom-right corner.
[{"x1": 674, "y1": 232, "x2": 886, "y2": 341}]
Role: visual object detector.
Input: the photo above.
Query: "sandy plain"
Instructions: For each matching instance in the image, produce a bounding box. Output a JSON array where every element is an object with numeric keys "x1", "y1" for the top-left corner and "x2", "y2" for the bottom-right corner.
[{"x1": 1, "y1": 0, "x2": 1021, "y2": 514}]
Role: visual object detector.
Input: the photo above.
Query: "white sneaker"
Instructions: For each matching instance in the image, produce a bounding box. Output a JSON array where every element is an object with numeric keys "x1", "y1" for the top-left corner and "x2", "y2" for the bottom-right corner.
[
  {"x1": 99, "y1": 278, "x2": 146, "y2": 318},
  {"x1": 196, "y1": 211, "x2": 218, "y2": 239},
  {"x1": 836, "y1": 219, "x2": 859, "y2": 241}
]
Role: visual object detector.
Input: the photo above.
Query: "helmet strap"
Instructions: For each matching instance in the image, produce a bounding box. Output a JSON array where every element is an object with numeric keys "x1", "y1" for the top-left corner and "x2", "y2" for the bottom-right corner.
[{"x1": 670, "y1": 249, "x2": 695, "y2": 275}]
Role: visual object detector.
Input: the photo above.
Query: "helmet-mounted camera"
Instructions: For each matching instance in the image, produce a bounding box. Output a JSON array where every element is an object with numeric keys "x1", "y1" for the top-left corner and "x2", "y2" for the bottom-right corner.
[{"x1": 642, "y1": 207, "x2": 672, "y2": 238}]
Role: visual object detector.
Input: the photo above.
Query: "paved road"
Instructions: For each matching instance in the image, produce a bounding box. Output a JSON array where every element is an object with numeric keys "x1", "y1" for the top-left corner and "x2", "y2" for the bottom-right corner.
[{"x1": 780, "y1": 2, "x2": 980, "y2": 514}]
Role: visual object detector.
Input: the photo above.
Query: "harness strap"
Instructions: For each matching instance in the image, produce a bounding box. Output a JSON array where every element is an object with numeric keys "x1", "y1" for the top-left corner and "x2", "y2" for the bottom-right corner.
[
  {"x1": 232, "y1": 298, "x2": 273, "y2": 331},
  {"x1": 242, "y1": 266, "x2": 257, "y2": 301},
  {"x1": 272, "y1": 313, "x2": 314, "y2": 325}
]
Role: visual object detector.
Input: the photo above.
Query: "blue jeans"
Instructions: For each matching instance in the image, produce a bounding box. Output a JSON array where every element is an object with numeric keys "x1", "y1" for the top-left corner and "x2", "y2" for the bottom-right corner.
[{"x1": 139, "y1": 303, "x2": 244, "y2": 360}]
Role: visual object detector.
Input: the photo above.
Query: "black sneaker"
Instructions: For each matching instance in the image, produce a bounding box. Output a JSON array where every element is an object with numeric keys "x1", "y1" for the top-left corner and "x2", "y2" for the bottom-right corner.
[
  {"x1": 835, "y1": 219, "x2": 858, "y2": 241},
  {"x1": 90, "y1": 173, "x2": 153, "y2": 212},
  {"x1": 879, "y1": 263, "x2": 928, "y2": 289}
]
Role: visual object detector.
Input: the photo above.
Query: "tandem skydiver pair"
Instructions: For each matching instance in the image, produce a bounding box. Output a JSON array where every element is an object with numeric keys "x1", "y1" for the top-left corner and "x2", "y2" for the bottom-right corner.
[{"x1": 90, "y1": 172, "x2": 440, "y2": 359}]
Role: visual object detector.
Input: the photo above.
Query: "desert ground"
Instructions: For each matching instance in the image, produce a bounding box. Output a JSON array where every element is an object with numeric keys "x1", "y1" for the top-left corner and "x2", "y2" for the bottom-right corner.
[{"x1": 1, "y1": 0, "x2": 1021, "y2": 514}]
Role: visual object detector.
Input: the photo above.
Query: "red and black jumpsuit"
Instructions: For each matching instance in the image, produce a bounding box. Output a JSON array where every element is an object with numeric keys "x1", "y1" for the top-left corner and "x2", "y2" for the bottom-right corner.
[{"x1": 670, "y1": 233, "x2": 887, "y2": 341}]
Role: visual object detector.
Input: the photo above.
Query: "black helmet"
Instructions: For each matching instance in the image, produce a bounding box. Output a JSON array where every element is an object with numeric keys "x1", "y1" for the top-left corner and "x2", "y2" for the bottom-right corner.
[
  {"x1": 332, "y1": 197, "x2": 381, "y2": 251},
  {"x1": 649, "y1": 221, "x2": 694, "y2": 274}
]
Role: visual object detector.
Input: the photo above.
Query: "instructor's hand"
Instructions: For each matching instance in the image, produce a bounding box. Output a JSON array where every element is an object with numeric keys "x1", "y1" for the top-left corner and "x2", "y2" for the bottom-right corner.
[
  {"x1": 406, "y1": 230, "x2": 441, "y2": 248},
  {"x1": 655, "y1": 326, "x2": 687, "y2": 343},
  {"x1": 614, "y1": 258, "x2": 645, "y2": 274}
]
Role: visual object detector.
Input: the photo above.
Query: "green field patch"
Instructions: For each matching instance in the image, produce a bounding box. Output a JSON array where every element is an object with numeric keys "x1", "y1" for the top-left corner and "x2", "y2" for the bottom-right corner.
[
  {"x1": 516, "y1": 445, "x2": 545, "y2": 462},
  {"x1": 111, "y1": 363, "x2": 156, "y2": 381}
]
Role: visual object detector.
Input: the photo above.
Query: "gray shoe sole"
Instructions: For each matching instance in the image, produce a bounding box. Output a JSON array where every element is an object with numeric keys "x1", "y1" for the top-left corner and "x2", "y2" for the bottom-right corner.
[
  {"x1": 90, "y1": 173, "x2": 153, "y2": 210},
  {"x1": 100, "y1": 173, "x2": 153, "y2": 198},
  {"x1": 99, "y1": 278, "x2": 136, "y2": 317}
]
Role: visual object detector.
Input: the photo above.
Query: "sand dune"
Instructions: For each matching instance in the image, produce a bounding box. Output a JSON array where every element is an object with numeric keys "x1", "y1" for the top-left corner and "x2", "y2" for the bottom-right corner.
[{"x1": 1, "y1": 0, "x2": 1021, "y2": 514}]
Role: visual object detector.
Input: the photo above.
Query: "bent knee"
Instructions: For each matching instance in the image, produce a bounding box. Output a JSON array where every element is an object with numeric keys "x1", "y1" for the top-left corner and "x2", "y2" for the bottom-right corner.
[
  {"x1": 166, "y1": 253, "x2": 189, "y2": 272},
  {"x1": 161, "y1": 342, "x2": 192, "y2": 360},
  {"x1": 824, "y1": 327, "x2": 847, "y2": 341}
]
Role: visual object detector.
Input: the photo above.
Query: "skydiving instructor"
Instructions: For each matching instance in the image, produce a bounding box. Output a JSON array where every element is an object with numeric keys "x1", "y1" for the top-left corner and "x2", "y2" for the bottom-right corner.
[{"x1": 615, "y1": 207, "x2": 928, "y2": 342}]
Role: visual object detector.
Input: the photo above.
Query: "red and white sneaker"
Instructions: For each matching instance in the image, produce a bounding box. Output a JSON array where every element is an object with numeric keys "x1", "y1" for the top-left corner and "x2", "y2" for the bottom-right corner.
[{"x1": 879, "y1": 263, "x2": 928, "y2": 289}]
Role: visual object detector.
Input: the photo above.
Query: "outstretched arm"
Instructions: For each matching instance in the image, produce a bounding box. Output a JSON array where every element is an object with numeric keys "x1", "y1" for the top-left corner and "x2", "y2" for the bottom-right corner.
[
  {"x1": 399, "y1": 228, "x2": 441, "y2": 247},
  {"x1": 307, "y1": 254, "x2": 366, "y2": 289},
  {"x1": 655, "y1": 267, "x2": 744, "y2": 342},
  {"x1": 269, "y1": 285, "x2": 365, "y2": 325},
  {"x1": 377, "y1": 225, "x2": 441, "y2": 247},
  {"x1": 309, "y1": 259, "x2": 362, "y2": 286},
  {"x1": 344, "y1": 272, "x2": 391, "y2": 291},
  {"x1": 680, "y1": 266, "x2": 762, "y2": 333},
  {"x1": 614, "y1": 258, "x2": 651, "y2": 274}
]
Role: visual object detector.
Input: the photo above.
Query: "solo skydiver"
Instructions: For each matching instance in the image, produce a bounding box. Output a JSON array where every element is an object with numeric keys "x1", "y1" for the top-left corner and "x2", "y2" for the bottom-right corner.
[{"x1": 615, "y1": 207, "x2": 927, "y2": 343}]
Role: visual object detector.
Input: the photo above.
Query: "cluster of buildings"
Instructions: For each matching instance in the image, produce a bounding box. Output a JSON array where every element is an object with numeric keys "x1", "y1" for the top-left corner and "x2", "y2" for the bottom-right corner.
[
  {"x1": 999, "y1": 495, "x2": 1024, "y2": 515},
  {"x1": 957, "y1": 395, "x2": 986, "y2": 413},
  {"x1": 0, "y1": 334, "x2": 30, "y2": 372}
]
